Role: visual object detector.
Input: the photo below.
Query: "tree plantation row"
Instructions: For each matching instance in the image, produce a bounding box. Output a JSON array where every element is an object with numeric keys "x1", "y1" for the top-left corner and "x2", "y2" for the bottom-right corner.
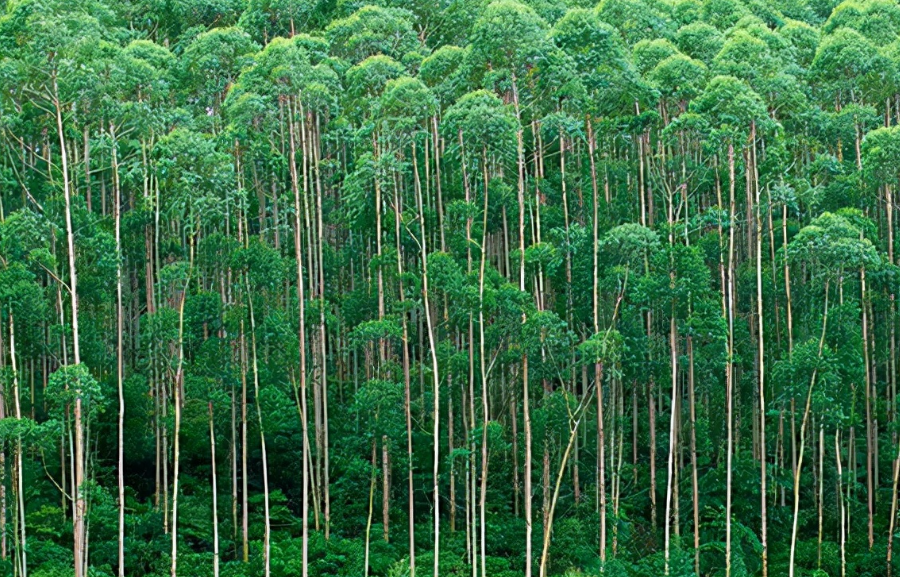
[{"x1": 1, "y1": 0, "x2": 900, "y2": 576}]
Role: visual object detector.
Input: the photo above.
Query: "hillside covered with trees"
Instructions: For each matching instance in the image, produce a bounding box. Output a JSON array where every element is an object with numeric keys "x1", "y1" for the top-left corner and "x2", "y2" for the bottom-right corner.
[{"x1": 1, "y1": 0, "x2": 900, "y2": 575}]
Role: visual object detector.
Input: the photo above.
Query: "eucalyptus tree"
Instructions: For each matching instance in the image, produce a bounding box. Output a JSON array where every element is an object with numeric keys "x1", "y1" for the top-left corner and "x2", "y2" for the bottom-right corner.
[
  {"x1": 649, "y1": 53, "x2": 707, "y2": 118},
  {"x1": 823, "y1": 0, "x2": 900, "y2": 47},
  {"x1": 779, "y1": 20, "x2": 821, "y2": 69},
  {"x1": 443, "y1": 88, "x2": 516, "y2": 577},
  {"x1": 599, "y1": 222, "x2": 661, "y2": 564},
  {"x1": 3, "y1": 6, "x2": 112, "y2": 573},
  {"x1": 549, "y1": 25, "x2": 642, "y2": 542},
  {"x1": 179, "y1": 27, "x2": 258, "y2": 124},
  {"x1": 862, "y1": 125, "x2": 900, "y2": 570},
  {"x1": 235, "y1": 239, "x2": 286, "y2": 577},
  {"x1": 811, "y1": 27, "x2": 893, "y2": 165},
  {"x1": 550, "y1": 5, "x2": 641, "y2": 228},
  {"x1": 862, "y1": 126, "x2": 899, "y2": 269},
  {"x1": 420, "y1": 44, "x2": 469, "y2": 253},
  {"x1": 108, "y1": 100, "x2": 126, "y2": 577},
  {"x1": 596, "y1": 0, "x2": 676, "y2": 46},
  {"x1": 692, "y1": 73, "x2": 772, "y2": 577},
  {"x1": 238, "y1": 0, "x2": 319, "y2": 43},
  {"x1": 633, "y1": 38, "x2": 679, "y2": 76},
  {"x1": 0, "y1": 260, "x2": 47, "y2": 577},
  {"x1": 326, "y1": 5, "x2": 422, "y2": 65},
  {"x1": 785, "y1": 211, "x2": 880, "y2": 577},
  {"x1": 466, "y1": 6, "x2": 551, "y2": 575},
  {"x1": 227, "y1": 35, "x2": 329, "y2": 575},
  {"x1": 351, "y1": 377, "x2": 405, "y2": 577},
  {"x1": 378, "y1": 74, "x2": 439, "y2": 577},
  {"x1": 636, "y1": 239, "x2": 717, "y2": 575},
  {"x1": 674, "y1": 22, "x2": 725, "y2": 65}
]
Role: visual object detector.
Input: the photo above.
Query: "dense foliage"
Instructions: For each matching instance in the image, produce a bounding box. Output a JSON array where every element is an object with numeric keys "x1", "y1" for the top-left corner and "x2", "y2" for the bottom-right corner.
[{"x1": 0, "y1": 0, "x2": 899, "y2": 575}]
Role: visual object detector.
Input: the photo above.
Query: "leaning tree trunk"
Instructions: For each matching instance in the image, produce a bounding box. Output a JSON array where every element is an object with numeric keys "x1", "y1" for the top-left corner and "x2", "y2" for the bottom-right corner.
[
  {"x1": 247, "y1": 287, "x2": 271, "y2": 577},
  {"x1": 9, "y1": 314, "x2": 26, "y2": 577},
  {"x1": 789, "y1": 282, "x2": 831, "y2": 577}
]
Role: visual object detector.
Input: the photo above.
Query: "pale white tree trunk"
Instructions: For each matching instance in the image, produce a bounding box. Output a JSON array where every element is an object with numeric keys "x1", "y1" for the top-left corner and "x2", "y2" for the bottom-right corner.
[
  {"x1": 112, "y1": 124, "x2": 125, "y2": 577},
  {"x1": 54, "y1": 74, "x2": 86, "y2": 577}
]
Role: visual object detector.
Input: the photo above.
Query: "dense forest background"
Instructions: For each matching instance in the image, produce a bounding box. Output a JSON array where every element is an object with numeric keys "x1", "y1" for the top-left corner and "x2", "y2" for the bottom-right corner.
[{"x1": 0, "y1": 0, "x2": 899, "y2": 575}]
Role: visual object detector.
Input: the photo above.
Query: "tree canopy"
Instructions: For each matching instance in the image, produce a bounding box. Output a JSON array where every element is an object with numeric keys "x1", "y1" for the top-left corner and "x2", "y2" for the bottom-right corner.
[{"x1": 0, "y1": 0, "x2": 898, "y2": 576}]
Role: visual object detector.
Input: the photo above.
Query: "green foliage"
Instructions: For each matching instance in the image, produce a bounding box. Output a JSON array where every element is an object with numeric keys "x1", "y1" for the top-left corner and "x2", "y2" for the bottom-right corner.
[
  {"x1": 325, "y1": 5, "x2": 420, "y2": 63},
  {"x1": 47, "y1": 364, "x2": 105, "y2": 417},
  {"x1": 2, "y1": 1, "x2": 899, "y2": 576}
]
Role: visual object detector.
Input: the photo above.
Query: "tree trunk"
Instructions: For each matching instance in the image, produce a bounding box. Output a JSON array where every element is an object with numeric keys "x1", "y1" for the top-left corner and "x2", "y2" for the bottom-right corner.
[
  {"x1": 55, "y1": 74, "x2": 86, "y2": 577},
  {"x1": 664, "y1": 316, "x2": 677, "y2": 576},
  {"x1": 837, "y1": 431, "x2": 846, "y2": 577},
  {"x1": 413, "y1": 145, "x2": 441, "y2": 577},
  {"x1": 364, "y1": 439, "x2": 377, "y2": 577},
  {"x1": 112, "y1": 124, "x2": 125, "y2": 577},
  {"x1": 313, "y1": 117, "x2": 331, "y2": 540},
  {"x1": 755, "y1": 144, "x2": 768, "y2": 577},
  {"x1": 288, "y1": 96, "x2": 310, "y2": 577},
  {"x1": 9, "y1": 315, "x2": 26, "y2": 576},
  {"x1": 512, "y1": 74, "x2": 532, "y2": 577},
  {"x1": 170, "y1": 241, "x2": 191, "y2": 577},
  {"x1": 248, "y1": 290, "x2": 271, "y2": 577},
  {"x1": 539, "y1": 403, "x2": 589, "y2": 577},
  {"x1": 210, "y1": 401, "x2": 220, "y2": 577},
  {"x1": 688, "y1": 337, "x2": 700, "y2": 575},
  {"x1": 382, "y1": 437, "x2": 390, "y2": 543},
  {"x1": 240, "y1": 322, "x2": 249, "y2": 563},
  {"x1": 818, "y1": 424, "x2": 824, "y2": 568},
  {"x1": 862, "y1": 264, "x2": 875, "y2": 550},
  {"x1": 725, "y1": 142, "x2": 736, "y2": 577}
]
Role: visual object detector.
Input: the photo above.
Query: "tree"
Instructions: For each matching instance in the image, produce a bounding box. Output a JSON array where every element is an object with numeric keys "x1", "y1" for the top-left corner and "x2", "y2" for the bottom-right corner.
[{"x1": 1, "y1": 3, "x2": 899, "y2": 577}]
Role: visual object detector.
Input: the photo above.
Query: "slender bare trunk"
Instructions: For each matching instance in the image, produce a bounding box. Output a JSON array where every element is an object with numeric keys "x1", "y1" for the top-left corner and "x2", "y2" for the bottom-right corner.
[
  {"x1": 755, "y1": 144, "x2": 767, "y2": 577},
  {"x1": 413, "y1": 145, "x2": 441, "y2": 577},
  {"x1": 688, "y1": 337, "x2": 700, "y2": 575},
  {"x1": 209, "y1": 401, "x2": 220, "y2": 577},
  {"x1": 247, "y1": 290, "x2": 271, "y2": 577},
  {"x1": 112, "y1": 125, "x2": 125, "y2": 577},
  {"x1": 9, "y1": 315, "x2": 26, "y2": 577},
  {"x1": 664, "y1": 316, "x2": 677, "y2": 576},
  {"x1": 837, "y1": 431, "x2": 846, "y2": 577},
  {"x1": 725, "y1": 143, "x2": 736, "y2": 577},
  {"x1": 55, "y1": 74, "x2": 86, "y2": 577},
  {"x1": 364, "y1": 439, "x2": 377, "y2": 577},
  {"x1": 478, "y1": 151, "x2": 491, "y2": 577},
  {"x1": 288, "y1": 97, "x2": 310, "y2": 577},
  {"x1": 512, "y1": 76, "x2": 533, "y2": 577},
  {"x1": 171, "y1": 241, "x2": 192, "y2": 577},
  {"x1": 383, "y1": 437, "x2": 390, "y2": 543},
  {"x1": 862, "y1": 265, "x2": 875, "y2": 550},
  {"x1": 400, "y1": 152, "x2": 416, "y2": 572},
  {"x1": 240, "y1": 325, "x2": 248, "y2": 563}
]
